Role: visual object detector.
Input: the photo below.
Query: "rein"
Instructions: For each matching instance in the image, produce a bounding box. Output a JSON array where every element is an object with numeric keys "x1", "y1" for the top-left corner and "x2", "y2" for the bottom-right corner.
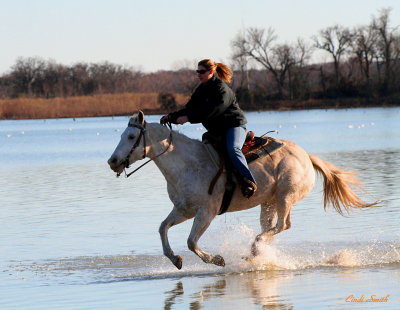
[{"x1": 117, "y1": 122, "x2": 173, "y2": 178}]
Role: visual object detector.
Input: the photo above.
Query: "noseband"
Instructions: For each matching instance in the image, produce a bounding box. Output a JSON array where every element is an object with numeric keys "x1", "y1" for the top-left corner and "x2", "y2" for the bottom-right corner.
[{"x1": 117, "y1": 121, "x2": 172, "y2": 178}]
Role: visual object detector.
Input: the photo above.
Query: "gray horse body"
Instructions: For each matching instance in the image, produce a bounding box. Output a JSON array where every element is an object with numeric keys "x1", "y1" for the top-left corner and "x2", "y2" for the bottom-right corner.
[{"x1": 108, "y1": 112, "x2": 373, "y2": 269}]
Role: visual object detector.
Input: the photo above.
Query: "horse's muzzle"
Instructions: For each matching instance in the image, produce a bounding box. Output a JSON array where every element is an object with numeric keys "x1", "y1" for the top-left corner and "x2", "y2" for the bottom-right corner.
[{"x1": 107, "y1": 156, "x2": 124, "y2": 173}]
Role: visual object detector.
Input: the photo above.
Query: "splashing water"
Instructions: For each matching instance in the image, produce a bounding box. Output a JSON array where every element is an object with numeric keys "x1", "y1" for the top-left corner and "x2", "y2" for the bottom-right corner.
[{"x1": 10, "y1": 223, "x2": 400, "y2": 285}]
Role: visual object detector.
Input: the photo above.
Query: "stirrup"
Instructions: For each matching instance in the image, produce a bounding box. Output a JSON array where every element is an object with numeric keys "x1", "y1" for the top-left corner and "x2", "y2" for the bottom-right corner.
[{"x1": 241, "y1": 178, "x2": 257, "y2": 198}]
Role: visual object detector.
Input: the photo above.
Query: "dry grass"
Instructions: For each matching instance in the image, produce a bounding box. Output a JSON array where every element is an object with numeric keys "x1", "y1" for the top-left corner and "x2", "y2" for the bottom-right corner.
[{"x1": 0, "y1": 93, "x2": 189, "y2": 119}]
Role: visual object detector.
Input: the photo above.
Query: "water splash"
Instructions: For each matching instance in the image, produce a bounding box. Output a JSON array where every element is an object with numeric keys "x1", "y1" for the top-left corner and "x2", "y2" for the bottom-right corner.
[
  {"x1": 10, "y1": 224, "x2": 400, "y2": 284},
  {"x1": 214, "y1": 223, "x2": 400, "y2": 271}
]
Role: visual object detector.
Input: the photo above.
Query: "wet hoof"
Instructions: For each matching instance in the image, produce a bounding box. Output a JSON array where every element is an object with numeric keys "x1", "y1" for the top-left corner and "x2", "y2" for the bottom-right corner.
[
  {"x1": 173, "y1": 255, "x2": 183, "y2": 270},
  {"x1": 212, "y1": 255, "x2": 225, "y2": 267}
]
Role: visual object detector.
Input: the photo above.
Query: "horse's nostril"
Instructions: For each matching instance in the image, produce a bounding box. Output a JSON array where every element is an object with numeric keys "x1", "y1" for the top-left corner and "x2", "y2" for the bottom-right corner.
[{"x1": 108, "y1": 157, "x2": 118, "y2": 165}]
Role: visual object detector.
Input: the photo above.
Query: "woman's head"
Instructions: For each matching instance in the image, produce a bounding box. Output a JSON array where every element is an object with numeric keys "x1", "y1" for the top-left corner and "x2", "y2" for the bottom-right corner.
[{"x1": 196, "y1": 59, "x2": 233, "y2": 83}]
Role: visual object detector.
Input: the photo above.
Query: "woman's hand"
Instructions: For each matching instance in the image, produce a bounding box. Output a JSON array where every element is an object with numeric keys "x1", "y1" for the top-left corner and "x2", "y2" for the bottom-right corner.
[
  {"x1": 176, "y1": 116, "x2": 188, "y2": 125},
  {"x1": 160, "y1": 114, "x2": 170, "y2": 125}
]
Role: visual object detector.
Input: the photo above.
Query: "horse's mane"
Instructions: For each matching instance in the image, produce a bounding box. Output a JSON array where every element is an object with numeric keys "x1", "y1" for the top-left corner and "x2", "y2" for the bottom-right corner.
[
  {"x1": 149, "y1": 123, "x2": 214, "y2": 164},
  {"x1": 152, "y1": 122, "x2": 203, "y2": 146}
]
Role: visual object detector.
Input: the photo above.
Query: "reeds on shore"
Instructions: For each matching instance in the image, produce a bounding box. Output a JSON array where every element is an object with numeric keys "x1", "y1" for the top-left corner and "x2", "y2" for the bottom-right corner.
[{"x1": 0, "y1": 93, "x2": 188, "y2": 119}]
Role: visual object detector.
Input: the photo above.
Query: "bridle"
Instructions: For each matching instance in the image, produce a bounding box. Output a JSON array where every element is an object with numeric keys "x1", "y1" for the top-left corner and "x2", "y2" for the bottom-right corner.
[{"x1": 117, "y1": 121, "x2": 173, "y2": 178}]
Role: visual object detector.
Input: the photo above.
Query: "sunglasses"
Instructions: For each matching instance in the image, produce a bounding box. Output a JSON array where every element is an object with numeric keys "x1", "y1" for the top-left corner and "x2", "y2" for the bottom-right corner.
[{"x1": 196, "y1": 69, "x2": 209, "y2": 74}]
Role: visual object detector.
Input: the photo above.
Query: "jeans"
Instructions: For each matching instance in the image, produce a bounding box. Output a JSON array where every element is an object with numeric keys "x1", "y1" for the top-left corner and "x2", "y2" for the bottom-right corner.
[{"x1": 225, "y1": 126, "x2": 256, "y2": 184}]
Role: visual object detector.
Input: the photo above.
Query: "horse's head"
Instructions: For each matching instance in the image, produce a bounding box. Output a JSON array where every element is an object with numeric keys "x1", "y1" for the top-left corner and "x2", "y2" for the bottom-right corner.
[{"x1": 108, "y1": 111, "x2": 147, "y2": 174}]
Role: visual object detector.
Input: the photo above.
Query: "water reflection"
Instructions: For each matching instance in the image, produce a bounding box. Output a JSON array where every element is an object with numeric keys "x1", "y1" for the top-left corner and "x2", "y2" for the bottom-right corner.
[
  {"x1": 163, "y1": 272, "x2": 294, "y2": 310},
  {"x1": 247, "y1": 272, "x2": 294, "y2": 310},
  {"x1": 188, "y1": 279, "x2": 226, "y2": 310},
  {"x1": 164, "y1": 281, "x2": 184, "y2": 310}
]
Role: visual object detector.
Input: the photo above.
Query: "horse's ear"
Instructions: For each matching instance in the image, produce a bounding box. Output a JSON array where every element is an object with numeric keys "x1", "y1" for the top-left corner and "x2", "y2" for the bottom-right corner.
[
  {"x1": 132, "y1": 111, "x2": 145, "y2": 124},
  {"x1": 137, "y1": 110, "x2": 145, "y2": 125}
]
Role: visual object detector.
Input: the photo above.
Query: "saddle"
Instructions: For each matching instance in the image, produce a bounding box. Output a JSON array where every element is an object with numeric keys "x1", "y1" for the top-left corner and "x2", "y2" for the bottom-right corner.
[{"x1": 202, "y1": 131, "x2": 285, "y2": 215}]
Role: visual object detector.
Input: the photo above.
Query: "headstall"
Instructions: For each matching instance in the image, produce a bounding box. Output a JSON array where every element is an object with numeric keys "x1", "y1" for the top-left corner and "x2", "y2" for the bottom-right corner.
[{"x1": 117, "y1": 121, "x2": 172, "y2": 178}]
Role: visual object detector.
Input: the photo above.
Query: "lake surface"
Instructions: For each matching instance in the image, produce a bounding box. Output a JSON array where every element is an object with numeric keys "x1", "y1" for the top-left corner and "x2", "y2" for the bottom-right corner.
[{"x1": 1, "y1": 108, "x2": 399, "y2": 309}]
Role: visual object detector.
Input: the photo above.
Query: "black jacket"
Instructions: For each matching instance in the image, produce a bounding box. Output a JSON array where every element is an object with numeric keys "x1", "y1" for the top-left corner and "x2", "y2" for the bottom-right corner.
[{"x1": 168, "y1": 76, "x2": 247, "y2": 135}]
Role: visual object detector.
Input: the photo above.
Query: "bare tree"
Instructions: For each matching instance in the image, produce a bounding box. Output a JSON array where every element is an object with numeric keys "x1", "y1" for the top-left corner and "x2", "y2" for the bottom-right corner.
[
  {"x1": 392, "y1": 35, "x2": 400, "y2": 92},
  {"x1": 69, "y1": 63, "x2": 92, "y2": 96},
  {"x1": 230, "y1": 53, "x2": 249, "y2": 89},
  {"x1": 288, "y1": 39, "x2": 314, "y2": 99},
  {"x1": 372, "y1": 8, "x2": 399, "y2": 94},
  {"x1": 232, "y1": 27, "x2": 314, "y2": 99},
  {"x1": 230, "y1": 52, "x2": 253, "y2": 106},
  {"x1": 10, "y1": 57, "x2": 46, "y2": 97},
  {"x1": 232, "y1": 27, "x2": 290, "y2": 97},
  {"x1": 41, "y1": 61, "x2": 63, "y2": 98},
  {"x1": 313, "y1": 25, "x2": 353, "y2": 88},
  {"x1": 351, "y1": 25, "x2": 378, "y2": 89}
]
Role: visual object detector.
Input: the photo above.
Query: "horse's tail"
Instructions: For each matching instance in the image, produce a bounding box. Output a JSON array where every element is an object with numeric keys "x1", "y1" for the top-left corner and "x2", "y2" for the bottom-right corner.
[{"x1": 309, "y1": 155, "x2": 377, "y2": 215}]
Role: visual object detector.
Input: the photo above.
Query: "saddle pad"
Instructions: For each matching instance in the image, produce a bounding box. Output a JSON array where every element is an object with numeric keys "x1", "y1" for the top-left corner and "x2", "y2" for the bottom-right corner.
[{"x1": 245, "y1": 137, "x2": 285, "y2": 164}]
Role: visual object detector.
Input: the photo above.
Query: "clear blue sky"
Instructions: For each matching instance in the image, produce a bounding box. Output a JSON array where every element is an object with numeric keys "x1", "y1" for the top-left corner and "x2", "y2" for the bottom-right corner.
[{"x1": 0, "y1": 0, "x2": 399, "y2": 74}]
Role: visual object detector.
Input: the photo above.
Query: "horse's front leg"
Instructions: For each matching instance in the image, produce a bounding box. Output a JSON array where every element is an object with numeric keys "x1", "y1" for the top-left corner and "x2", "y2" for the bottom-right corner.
[
  {"x1": 159, "y1": 207, "x2": 189, "y2": 270},
  {"x1": 187, "y1": 208, "x2": 225, "y2": 267}
]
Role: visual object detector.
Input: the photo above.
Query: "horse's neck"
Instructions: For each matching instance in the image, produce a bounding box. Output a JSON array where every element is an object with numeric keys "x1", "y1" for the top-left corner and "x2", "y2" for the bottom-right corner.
[{"x1": 147, "y1": 123, "x2": 211, "y2": 182}]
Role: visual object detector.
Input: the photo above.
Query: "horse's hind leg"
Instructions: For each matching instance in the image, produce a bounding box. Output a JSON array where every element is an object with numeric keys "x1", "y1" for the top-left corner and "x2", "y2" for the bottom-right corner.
[
  {"x1": 251, "y1": 202, "x2": 278, "y2": 256},
  {"x1": 187, "y1": 208, "x2": 225, "y2": 267},
  {"x1": 159, "y1": 207, "x2": 189, "y2": 269},
  {"x1": 251, "y1": 193, "x2": 295, "y2": 256}
]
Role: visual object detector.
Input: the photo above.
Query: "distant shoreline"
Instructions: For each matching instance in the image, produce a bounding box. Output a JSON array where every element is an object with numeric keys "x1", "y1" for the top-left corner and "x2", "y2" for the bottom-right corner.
[{"x1": 0, "y1": 93, "x2": 399, "y2": 120}]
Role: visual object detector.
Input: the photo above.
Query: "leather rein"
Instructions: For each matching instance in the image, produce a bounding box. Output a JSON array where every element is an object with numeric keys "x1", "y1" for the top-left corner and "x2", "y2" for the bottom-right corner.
[{"x1": 117, "y1": 121, "x2": 173, "y2": 178}]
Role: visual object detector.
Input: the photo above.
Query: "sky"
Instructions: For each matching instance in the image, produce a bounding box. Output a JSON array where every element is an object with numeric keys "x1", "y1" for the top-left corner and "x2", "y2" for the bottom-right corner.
[{"x1": 0, "y1": 0, "x2": 399, "y2": 74}]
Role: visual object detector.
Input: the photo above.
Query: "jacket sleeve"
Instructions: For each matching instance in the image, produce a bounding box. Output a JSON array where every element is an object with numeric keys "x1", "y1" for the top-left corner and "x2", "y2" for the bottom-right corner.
[
  {"x1": 168, "y1": 86, "x2": 204, "y2": 124},
  {"x1": 168, "y1": 81, "x2": 233, "y2": 124},
  {"x1": 167, "y1": 107, "x2": 189, "y2": 124}
]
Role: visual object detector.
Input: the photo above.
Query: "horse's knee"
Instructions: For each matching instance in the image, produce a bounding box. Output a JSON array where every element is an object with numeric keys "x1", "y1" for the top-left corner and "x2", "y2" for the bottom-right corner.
[
  {"x1": 158, "y1": 221, "x2": 168, "y2": 235},
  {"x1": 187, "y1": 238, "x2": 196, "y2": 252}
]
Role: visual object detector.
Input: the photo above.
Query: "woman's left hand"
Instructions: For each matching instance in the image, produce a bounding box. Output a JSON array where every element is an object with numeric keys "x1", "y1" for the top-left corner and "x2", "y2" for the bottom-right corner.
[{"x1": 160, "y1": 114, "x2": 170, "y2": 125}]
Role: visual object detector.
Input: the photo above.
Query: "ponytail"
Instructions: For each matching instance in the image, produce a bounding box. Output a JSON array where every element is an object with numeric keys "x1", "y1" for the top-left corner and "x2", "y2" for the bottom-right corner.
[{"x1": 198, "y1": 59, "x2": 233, "y2": 83}]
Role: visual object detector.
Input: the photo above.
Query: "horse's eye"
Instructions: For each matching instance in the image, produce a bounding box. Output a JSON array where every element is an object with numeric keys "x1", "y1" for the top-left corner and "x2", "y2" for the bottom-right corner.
[{"x1": 128, "y1": 134, "x2": 135, "y2": 140}]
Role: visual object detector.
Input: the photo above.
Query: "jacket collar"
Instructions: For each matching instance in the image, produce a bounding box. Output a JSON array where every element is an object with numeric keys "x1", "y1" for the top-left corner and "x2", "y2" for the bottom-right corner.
[{"x1": 204, "y1": 75, "x2": 219, "y2": 85}]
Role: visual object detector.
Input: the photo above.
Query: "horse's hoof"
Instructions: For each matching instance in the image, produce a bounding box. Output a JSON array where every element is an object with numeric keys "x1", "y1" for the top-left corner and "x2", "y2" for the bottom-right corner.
[
  {"x1": 212, "y1": 255, "x2": 225, "y2": 267},
  {"x1": 173, "y1": 255, "x2": 183, "y2": 270}
]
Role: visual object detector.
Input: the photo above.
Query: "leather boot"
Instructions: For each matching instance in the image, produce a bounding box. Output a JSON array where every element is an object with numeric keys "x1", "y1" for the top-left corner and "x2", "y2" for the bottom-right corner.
[{"x1": 241, "y1": 178, "x2": 257, "y2": 198}]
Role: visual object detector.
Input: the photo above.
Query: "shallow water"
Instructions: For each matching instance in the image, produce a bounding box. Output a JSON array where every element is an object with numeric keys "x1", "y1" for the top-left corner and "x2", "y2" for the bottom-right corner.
[{"x1": 1, "y1": 108, "x2": 400, "y2": 309}]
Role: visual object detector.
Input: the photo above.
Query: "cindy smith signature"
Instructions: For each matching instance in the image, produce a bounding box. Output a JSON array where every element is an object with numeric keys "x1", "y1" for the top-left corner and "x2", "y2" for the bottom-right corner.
[{"x1": 345, "y1": 294, "x2": 390, "y2": 303}]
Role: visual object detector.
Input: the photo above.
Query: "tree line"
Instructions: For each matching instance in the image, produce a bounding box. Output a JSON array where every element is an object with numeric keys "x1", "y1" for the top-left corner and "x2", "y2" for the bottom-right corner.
[
  {"x1": 0, "y1": 58, "x2": 198, "y2": 99},
  {"x1": 231, "y1": 8, "x2": 400, "y2": 105},
  {"x1": 0, "y1": 8, "x2": 399, "y2": 107}
]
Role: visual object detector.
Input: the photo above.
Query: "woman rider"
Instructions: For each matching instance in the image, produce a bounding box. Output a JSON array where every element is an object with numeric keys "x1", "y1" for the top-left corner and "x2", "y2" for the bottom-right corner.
[{"x1": 160, "y1": 59, "x2": 257, "y2": 198}]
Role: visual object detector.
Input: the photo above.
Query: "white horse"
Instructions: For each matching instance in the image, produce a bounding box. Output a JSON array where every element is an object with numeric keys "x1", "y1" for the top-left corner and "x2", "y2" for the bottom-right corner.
[{"x1": 108, "y1": 111, "x2": 375, "y2": 270}]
